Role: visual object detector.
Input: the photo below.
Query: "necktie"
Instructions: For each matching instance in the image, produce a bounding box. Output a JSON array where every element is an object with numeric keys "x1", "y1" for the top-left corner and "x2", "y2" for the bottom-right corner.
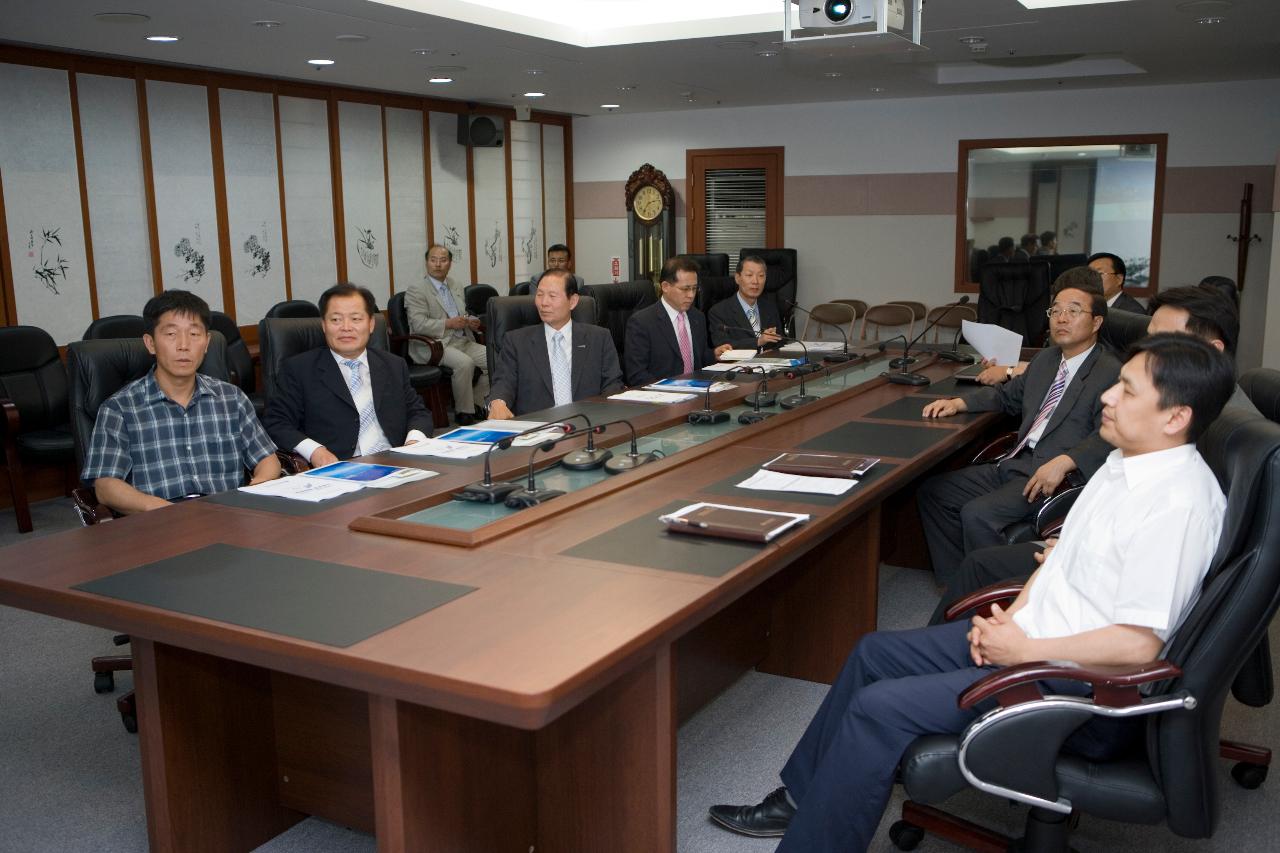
[
  {"x1": 435, "y1": 281, "x2": 464, "y2": 338},
  {"x1": 343, "y1": 359, "x2": 390, "y2": 455},
  {"x1": 747, "y1": 304, "x2": 759, "y2": 334},
  {"x1": 550, "y1": 331, "x2": 572, "y2": 406},
  {"x1": 1008, "y1": 359, "x2": 1070, "y2": 459},
  {"x1": 676, "y1": 312, "x2": 694, "y2": 374}
]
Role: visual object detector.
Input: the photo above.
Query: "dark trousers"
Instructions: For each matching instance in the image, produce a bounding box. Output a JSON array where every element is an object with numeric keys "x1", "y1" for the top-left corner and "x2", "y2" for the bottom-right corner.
[
  {"x1": 917, "y1": 462, "x2": 1045, "y2": 586},
  {"x1": 928, "y1": 542, "x2": 1043, "y2": 626}
]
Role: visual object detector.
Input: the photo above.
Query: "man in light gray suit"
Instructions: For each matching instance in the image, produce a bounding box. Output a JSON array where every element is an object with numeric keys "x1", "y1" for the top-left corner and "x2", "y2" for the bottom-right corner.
[
  {"x1": 405, "y1": 244, "x2": 489, "y2": 425},
  {"x1": 487, "y1": 270, "x2": 624, "y2": 419},
  {"x1": 917, "y1": 267, "x2": 1120, "y2": 584}
]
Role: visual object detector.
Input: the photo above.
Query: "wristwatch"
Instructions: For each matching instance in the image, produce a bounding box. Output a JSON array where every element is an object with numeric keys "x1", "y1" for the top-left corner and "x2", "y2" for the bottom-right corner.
[{"x1": 1005, "y1": 366, "x2": 1014, "y2": 381}]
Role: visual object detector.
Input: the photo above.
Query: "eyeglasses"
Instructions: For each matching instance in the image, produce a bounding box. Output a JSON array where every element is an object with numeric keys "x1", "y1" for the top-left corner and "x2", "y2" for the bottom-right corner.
[
  {"x1": 1046, "y1": 306, "x2": 1093, "y2": 320},
  {"x1": 671, "y1": 285, "x2": 698, "y2": 294}
]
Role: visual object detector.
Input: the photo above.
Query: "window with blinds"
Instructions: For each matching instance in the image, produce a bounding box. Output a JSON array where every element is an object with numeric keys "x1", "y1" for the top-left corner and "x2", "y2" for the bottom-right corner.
[{"x1": 703, "y1": 167, "x2": 767, "y2": 257}]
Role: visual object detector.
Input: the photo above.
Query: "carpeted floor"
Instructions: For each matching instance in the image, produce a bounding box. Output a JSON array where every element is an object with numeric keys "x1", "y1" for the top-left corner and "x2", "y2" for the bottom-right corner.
[{"x1": 1, "y1": 497, "x2": 1276, "y2": 852}]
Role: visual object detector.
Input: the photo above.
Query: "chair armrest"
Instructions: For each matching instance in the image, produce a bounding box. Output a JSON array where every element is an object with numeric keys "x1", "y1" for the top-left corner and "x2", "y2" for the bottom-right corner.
[
  {"x1": 943, "y1": 581, "x2": 1026, "y2": 622},
  {"x1": 1035, "y1": 484, "x2": 1083, "y2": 538},
  {"x1": 389, "y1": 332, "x2": 444, "y2": 366},
  {"x1": 72, "y1": 486, "x2": 120, "y2": 526},
  {"x1": 275, "y1": 449, "x2": 309, "y2": 475},
  {"x1": 1, "y1": 397, "x2": 19, "y2": 444},
  {"x1": 970, "y1": 431, "x2": 1017, "y2": 465},
  {"x1": 960, "y1": 658, "x2": 1184, "y2": 711}
]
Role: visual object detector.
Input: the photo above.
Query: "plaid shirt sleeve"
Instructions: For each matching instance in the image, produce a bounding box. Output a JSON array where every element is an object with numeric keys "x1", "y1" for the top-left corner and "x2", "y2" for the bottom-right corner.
[
  {"x1": 233, "y1": 387, "x2": 277, "y2": 470},
  {"x1": 80, "y1": 398, "x2": 132, "y2": 485}
]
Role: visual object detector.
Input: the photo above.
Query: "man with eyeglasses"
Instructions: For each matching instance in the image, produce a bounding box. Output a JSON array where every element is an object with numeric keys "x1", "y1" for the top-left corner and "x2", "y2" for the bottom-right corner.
[
  {"x1": 1089, "y1": 251, "x2": 1145, "y2": 314},
  {"x1": 915, "y1": 267, "x2": 1119, "y2": 584},
  {"x1": 623, "y1": 256, "x2": 732, "y2": 386}
]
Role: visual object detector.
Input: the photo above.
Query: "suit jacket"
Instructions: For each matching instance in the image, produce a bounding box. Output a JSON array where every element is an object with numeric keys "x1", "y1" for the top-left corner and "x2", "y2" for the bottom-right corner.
[
  {"x1": 623, "y1": 301, "x2": 716, "y2": 387},
  {"x1": 1111, "y1": 292, "x2": 1147, "y2": 315},
  {"x1": 961, "y1": 344, "x2": 1120, "y2": 478},
  {"x1": 707, "y1": 294, "x2": 781, "y2": 349},
  {"x1": 404, "y1": 275, "x2": 474, "y2": 363},
  {"x1": 487, "y1": 322, "x2": 623, "y2": 416},
  {"x1": 263, "y1": 347, "x2": 433, "y2": 460}
]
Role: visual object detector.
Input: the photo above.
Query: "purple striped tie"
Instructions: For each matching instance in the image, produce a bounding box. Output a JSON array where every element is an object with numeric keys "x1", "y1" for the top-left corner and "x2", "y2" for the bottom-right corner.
[{"x1": 1008, "y1": 359, "x2": 1069, "y2": 459}]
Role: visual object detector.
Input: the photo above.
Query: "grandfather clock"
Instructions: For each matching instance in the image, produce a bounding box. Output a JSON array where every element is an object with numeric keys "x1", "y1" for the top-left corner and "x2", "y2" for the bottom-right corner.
[{"x1": 625, "y1": 163, "x2": 676, "y2": 287}]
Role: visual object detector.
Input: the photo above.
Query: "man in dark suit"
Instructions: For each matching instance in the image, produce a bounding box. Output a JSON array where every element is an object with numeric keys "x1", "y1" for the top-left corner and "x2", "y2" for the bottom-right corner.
[
  {"x1": 917, "y1": 268, "x2": 1119, "y2": 584},
  {"x1": 264, "y1": 283, "x2": 433, "y2": 467},
  {"x1": 624, "y1": 256, "x2": 732, "y2": 386},
  {"x1": 487, "y1": 270, "x2": 623, "y2": 418},
  {"x1": 708, "y1": 254, "x2": 783, "y2": 350},
  {"x1": 1089, "y1": 251, "x2": 1145, "y2": 314}
]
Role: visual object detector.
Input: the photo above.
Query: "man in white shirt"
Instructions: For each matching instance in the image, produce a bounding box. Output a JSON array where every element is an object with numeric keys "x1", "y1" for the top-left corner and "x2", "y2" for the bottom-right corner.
[
  {"x1": 405, "y1": 244, "x2": 490, "y2": 425},
  {"x1": 709, "y1": 333, "x2": 1236, "y2": 852}
]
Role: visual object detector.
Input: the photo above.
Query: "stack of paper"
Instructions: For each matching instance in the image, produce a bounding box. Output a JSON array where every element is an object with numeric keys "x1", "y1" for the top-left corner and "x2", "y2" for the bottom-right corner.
[
  {"x1": 643, "y1": 378, "x2": 737, "y2": 394},
  {"x1": 736, "y1": 469, "x2": 858, "y2": 496},
  {"x1": 779, "y1": 341, "x2": 845, "y2": 353},
  {"x1": 391, "y1": 438, "x2": 489, "y2": 459},
  {"x1": 609, "y1": 389, "x2": 698, "y2": 404},
  {"x1": 238, "y1": 476, "x2": 364, "y2": 502}
]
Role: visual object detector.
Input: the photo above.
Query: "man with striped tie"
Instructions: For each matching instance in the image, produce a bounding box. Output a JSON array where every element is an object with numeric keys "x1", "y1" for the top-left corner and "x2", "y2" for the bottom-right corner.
[
  {"x1": 708, "y1": 255, "x2": 783, "y2": 351},
  {"x1": 916, "y1": 267, "x2": 1119, "y2": 585},
  {"x1": 264, "y1": 283, "x2": 433, "y2": 468}
]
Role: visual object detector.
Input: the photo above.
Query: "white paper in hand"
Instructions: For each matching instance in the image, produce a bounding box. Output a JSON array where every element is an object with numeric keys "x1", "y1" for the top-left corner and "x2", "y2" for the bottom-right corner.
[{"x1": 960, "y1": 320, "x2": 1023, "y2": 367}]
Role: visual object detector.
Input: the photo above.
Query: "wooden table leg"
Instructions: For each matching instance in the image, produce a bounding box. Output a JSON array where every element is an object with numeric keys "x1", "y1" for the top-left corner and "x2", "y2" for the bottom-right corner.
[
  {"x1": 133, "y1": 639, "x2": 305, "y2": 853},
  {"x1": 370, "y1": 646, "x2": 676, "y2": 853}
]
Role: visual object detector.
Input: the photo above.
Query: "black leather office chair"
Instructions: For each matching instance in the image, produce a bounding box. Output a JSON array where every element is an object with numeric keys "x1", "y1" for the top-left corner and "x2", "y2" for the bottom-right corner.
[
  {"x1": 82, "y1": 314, "x2": 147, "y2": 340},
  {"x1": 66, "y1": 333, "x2": 230, "y2": 733},
  {"x1": 693, "y1": 275, "x2": 738, "y2": 319},
  {"x1": 257, "y1": 316, "x2": 391, "y2": 399},
  {"x1": 1099, "y1": 306, "x2": 1152, "y2": 359},
  {"x1": 978, "y1": 260, "x2": 1052, "y2": 347},
  {"x1": 1239, "y1": 368, "x2": 1280, "y2": 422},
  {"x1": 1044, "y1": 253, "x2": 1088, "y2": 287},
  {"x1": 264, "y1": 299, "x2": 320, "y2": 319},
  {"x1": 894, "y1": 411, "x2": 1280, "y2": 852},
  {"x1": 384, "y1": 291, "x2": 449, "y2": 426},
  {"x1": 583, "y1": 281, "x2": 656, "y2": 360},
  {"x1": 484, "y1": 295, "x2": 597, "y2": 381},
  {"x1": 464, "y1": 283, "x2": 500, "y2": 318},
  {"x1": 739, "y1": 248, "x2": 797, "y2": 331},
  {"x1": 207, "y1": 311, "x2": 265, "y2": 420},
  {"x1": 0, "y1": 326, "x2": 77, "y2": 533},
  {"x1": 512, "y1": 281, "x2": 531, "y2": 296},
  {"x1": 679, "y1": 253, "x2": 730, "y2": 278}
]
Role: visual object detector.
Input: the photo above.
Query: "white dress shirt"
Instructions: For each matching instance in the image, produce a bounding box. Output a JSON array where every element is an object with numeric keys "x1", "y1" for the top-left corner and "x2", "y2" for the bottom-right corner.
[
  {"x1": 294, "y1": 349, "x2": 427, "y2": 463},
  {"x1": 660, "y1": 296, "x2": 688, "y2": 339},
  {"x1": 1025, "y1": 344, "x2": 1095, "y2": 448},
  {"x1": 544, "y1": 319, "x2": 574, "y2": 352},
  {"x1": 1014, "y1": 442, "x2": 1225, "y2": 642}
]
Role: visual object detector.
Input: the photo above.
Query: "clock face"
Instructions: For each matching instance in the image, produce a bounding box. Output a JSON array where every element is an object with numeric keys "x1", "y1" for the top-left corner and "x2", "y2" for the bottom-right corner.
[{"x1": 632, "y1": 185, "x2": 663, "y2": 222}]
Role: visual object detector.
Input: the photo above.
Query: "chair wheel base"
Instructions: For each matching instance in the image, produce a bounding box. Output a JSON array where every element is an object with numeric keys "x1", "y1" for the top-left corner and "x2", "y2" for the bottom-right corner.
[
  {"x1": 94, "y1": 672, "x2": 115, "y2": 694},
  {"x1": 1232, "y1": 761, "x2": 1268, "y2": 789},
  {"x1": 889, "y1": 820, "x2": 924, "y2": 851}
]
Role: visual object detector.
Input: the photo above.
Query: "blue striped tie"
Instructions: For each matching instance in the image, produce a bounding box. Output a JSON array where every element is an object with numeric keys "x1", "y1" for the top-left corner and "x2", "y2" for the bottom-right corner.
[
  {"x1": 343, "y1": 359, "x2": 390, "y2": 455},
  {"x1": 1008, "y1": 359, "x2": 1070, "y2": 458},
  {"x1": 550, "y1": 332, "x2": 572, "y2": 406}
]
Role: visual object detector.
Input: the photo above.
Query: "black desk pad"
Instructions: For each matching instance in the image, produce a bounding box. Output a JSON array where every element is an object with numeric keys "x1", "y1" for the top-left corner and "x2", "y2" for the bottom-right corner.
[
  {"x1": 521, "y1": 399, "x2": 659, "y2": 426},
  {"x1": 909, "y1": 376, "x2": 968, "y2": 398},
  {"x1": 699, "y1": 461, "x2": 898, "y2": 506},
  {"x1": 561, "y1": 500, "x2": 768, "y2": 578},
  {"x1": 799, "y1": 421, "x2": 951, "y2": 459},
  {"x1": 864, "y1": 396, "x2": 981, "y2": 424},
  {"x1": 203, "y1": 487, "x2": 372, "y2": 516},
  {"x1": 74, "y1": 543, "x2": 476, "y2": 647}
]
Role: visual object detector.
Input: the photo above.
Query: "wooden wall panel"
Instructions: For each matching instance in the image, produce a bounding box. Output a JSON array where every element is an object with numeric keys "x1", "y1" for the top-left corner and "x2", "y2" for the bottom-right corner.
[
  {"x1": 541, "y1": 124, "x2": 569, "y2": 256},
  {"x1": 471, "y1": 136, "x2": 510, "y2": 288},
  {"x1": 385, "y1": 107, "x2": 428, "y2": 295},
  {"x1": 428, "y1": 111, "x2": 471, "y2": 280},
  {"x1": 0, "y1": 62, "x2": 94, "y2": 343},
  {"x1": 510, "y1": 120, "x2": 544, "y2": 285},
  {"x1": 277, "y1": 95, "x2": 337, "y2": 305},
  {"x1": 338, "y1": 101, "x2": 391, "y2": 300}
]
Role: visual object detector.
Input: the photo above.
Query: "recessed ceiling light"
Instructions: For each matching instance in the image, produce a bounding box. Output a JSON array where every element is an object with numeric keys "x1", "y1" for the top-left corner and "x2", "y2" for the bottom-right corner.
[
  {"x1": 601, "y1": 104, "x2": 620, "y2": 109},
  {"x1": 523, "y1": 91, "x2": 545, "y2": 97},
  {"x1": 958, "y1": 36, "x2": 985, "y2": 44},
  {"x1": 823, "y1": 71, "x2": 843, "y2": 78},
  {"x1": 335, "y1": 34, "x2": 368, "y2": 42},
  {"x1": 94, "y1": 12, "x2": 150, "y2": 24},
  {"x1": 145, "y1": 35, "x2": 180, "y2": 42},
  {"x1": 756, "y1": 50, "x2": 779, "y2": 57},
  {"x1": 412, "y1": 48, "x2": 434, "y2": 55},
  {"x1": 525, "y1": 69, "x2": 544, "y2": 75},
  {"x1": 253, "y1": 20, "x2": 282, "y2": 29},
  {"x1": 869, "y1": 86, "x2": 885, "y2": 92},
  {"x1": 307, "y1": 59, "x2": 335, "y2": 66},
  {"x1": 1195, "y1": 15, "x2": 1225, "y2": 23},
  {"x1": 429, "y1": 76, "x2": 453, "y2": 83},
  {"x1": 617, "y1": 85, "x2": 637, "y2": 91}
]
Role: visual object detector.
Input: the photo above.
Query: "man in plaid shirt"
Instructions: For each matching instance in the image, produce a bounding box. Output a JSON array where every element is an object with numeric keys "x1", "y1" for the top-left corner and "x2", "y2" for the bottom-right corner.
[{"x1": 82, "y1": 290, "x2": 279, "y2": 513}]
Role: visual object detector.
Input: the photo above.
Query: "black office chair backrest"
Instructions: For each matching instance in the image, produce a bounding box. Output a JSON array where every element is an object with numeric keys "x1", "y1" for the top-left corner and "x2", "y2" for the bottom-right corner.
[
  {"x1": 678, "y1": 253, "x2": 730, "y2": 279},
  {"x1": 386, "y1": 291, "x2": 411, "y2": 339},
  {"x1": 83, "y1": 314, "x2": 147, "y2": 340},
  {"x1": 1045, "y1": 253, "x2": 1088, "y2": 286},
  {"x1": 583, "y1": 281, "x2": 656, "y2": 358},
  {"x1": 512, "y1": 281, "x2": 531, "y2": 296},
  {"x1": 739, "y1": 248, "x2": 798, "y2": 329},
  {"x1": 1098, "y1": 306, "x2": 1151, "y2": 360},
  {"x1": 977, "y1": 261, "x2": 1052, "y2": 347},
  {"x1": 693, "y1": 274, "x2": 738, "y2": 318},
  {"x1": 465, "y1": 284, "x2": 500, "y2": 317},
  {"x1": 484, "y1": 295, "x2": 597, "y2": 379},
  {"x1": 1238, "y1": 368, "x2": 1280, "y2": 423},
  {"x1": 257, "y1": 317, "x2": 389, "y2": 399},
  {"x1": 264, "y1": 299, "x2": 321, "y2": 319},
  {"x1": 66, "y1": 333, "x2": 230, "y2": 468},
  {"x1": 208, "y1": 311, "x2": 254, "y2": 394},
  {"x1": 0, "y1": 325, "x2": 69, "y2": 434}
]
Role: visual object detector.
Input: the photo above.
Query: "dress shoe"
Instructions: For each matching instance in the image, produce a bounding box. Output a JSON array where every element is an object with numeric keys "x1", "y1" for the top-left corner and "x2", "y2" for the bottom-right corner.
[
  {"x1": 454, "y1": 411, "x2": 477, "y2": 426},
  {"x1": 708, "y1": 786, "x2": 795, "y2": 837}
]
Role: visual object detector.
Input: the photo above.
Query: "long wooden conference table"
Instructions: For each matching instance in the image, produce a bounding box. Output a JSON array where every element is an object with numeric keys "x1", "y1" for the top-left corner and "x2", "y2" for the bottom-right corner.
[{"x1": 0, "y1": 350, "x2": 1002, "y2": 853}]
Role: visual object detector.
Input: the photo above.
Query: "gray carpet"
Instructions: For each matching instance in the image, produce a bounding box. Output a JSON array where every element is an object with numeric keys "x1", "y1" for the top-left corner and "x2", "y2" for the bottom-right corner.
[{"x1": 1, "y1": 497, "x2": 1276, "y2": 852}]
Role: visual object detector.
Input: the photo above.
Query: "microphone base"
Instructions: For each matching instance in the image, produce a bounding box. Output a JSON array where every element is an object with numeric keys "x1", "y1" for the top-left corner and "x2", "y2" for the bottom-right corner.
[
  {"x1": 559, "y1": 448, "x2": 614, "y2": 470},
  {"x1": 882, "y1": 370, "x2": 932, "y2": 387},
  {"x1": 738, "y1": 410, "x2": 778, "y2": 425},
  {"x1": 688, "y1": 409, "x2": 730, "y2": 425},
  {"x1": 604, "y1": 452, "x2": 659, "y2": 474},
  {"x1": 779, "y1": 393, "x2": 820, "y2": 410},
  {"x1": 937, "y1": 350, "x2": 976, "y2": 364},
  {"x1": 744, "y1": 390, "x2": 777, "y2": 407},
  {"x1": 823, "y1": 352, "x2": 854, "y2": 363},
  {"x1": 452, "y1": 481, "x2": 522, "y2": 503},
  {"x1": 888, "y1": 355, "x2": 919, "y2": 369},
  {"x1": 504, "y1": 487, "x2": 565, "y2": 508}
]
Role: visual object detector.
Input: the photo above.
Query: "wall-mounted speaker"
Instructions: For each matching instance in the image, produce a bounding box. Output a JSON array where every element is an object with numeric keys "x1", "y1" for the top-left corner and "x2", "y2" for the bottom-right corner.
[{"x1": 457, "y1": 114, "x2": 504, "y2": 148}]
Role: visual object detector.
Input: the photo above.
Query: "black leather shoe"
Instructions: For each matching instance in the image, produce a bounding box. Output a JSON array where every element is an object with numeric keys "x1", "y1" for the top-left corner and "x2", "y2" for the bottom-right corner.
[
  {"x1": 708, "y1": 787, "x2": 795, "y2": 837},
  {"x1": 454, "y1": 411, "x2": 477, "y2": 426}
]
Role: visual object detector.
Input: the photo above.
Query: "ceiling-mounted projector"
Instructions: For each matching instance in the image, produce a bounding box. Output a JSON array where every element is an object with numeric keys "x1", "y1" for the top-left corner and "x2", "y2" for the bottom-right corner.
[{"x1": 798, "y1": 0, "x2": 905, "y2": 31}]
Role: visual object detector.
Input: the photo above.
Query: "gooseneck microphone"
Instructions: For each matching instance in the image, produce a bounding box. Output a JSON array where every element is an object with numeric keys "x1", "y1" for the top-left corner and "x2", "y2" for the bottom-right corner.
[
  {"x1": 717, "y1": 322, "x2": 766, "y2": 357},
  {"x1": 600, "y1": 418, "x2": 661, "y2": 474},
  {"x1": 557, "y1": 412, "x2": 613, "y2": 471},
  {"x1": 688, "y1": 374, "x2": 730, "y2": 425},
  {"x1": 878, "y1": 296, "x2": 972, "y2": 386},
  {"x1": 938, "y1": 305, "x2": 977, "y2": 363},
  {"x1": 779, "y1": 338, "x2": 821, "y2": 409},
  {"x1": 504, "y1": 425, "x2": 596, "y2": 508},
  {"x1": 786, "y1": 300, "x2": 855, "y2": 363},
  {"x1": 739, "y1": 375, "x2": 779, "y2": 424},
  {"x1": 453, "y1": 421, "x2": 573, "y2": 503}
]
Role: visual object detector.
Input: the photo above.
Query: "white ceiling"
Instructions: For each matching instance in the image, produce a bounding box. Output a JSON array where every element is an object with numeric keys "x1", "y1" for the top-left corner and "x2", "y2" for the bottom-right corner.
[{"x1": 1, "y1": 0, "x2": 1277, "y2": 116}]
